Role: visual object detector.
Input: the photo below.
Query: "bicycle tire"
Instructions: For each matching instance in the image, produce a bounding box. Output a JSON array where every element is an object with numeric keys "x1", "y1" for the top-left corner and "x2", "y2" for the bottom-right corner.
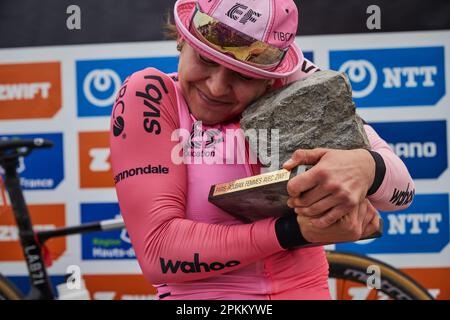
[
  {"x1": 0, "y1": 274, "x2": 24, "y2": 300},
  {"x1": 326, "y1": 250, "x2": 433, "y2": 300}
]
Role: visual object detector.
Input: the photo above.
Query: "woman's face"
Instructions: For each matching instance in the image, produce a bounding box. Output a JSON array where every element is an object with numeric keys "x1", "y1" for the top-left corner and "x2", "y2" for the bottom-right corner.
[{"x1": 178, "y1": 43, "x2": 273, "y2": 125}]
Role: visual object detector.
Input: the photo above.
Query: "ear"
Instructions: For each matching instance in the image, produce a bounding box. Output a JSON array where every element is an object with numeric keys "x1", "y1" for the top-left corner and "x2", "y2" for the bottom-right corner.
[
  {"x1": 177, "y1": 38, "x2": 185, "y2": 52},
  {"x1": 265, "y1": 79, "x2": 276, "y2": 92}
]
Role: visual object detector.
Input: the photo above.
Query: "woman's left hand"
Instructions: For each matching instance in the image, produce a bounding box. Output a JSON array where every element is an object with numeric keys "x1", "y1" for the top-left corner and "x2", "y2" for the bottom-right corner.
[
  {"x1": 296, "y1": 198, "x2": 381, "y2": 243},
  {"x1": 283, "y1": 148, "x2": 376, "y2": 229}
]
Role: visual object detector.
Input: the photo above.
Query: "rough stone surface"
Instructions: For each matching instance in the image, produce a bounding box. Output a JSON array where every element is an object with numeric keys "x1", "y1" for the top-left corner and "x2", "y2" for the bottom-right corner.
[{"x1": 240, "y1": 70, "x2": 370, "y2": 169}]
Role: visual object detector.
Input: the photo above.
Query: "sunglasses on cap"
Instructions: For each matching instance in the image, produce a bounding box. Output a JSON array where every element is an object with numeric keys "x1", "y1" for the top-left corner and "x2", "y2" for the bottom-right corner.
[{"x1": 189, "y1": 3, "x2": 288, "y2": 70}]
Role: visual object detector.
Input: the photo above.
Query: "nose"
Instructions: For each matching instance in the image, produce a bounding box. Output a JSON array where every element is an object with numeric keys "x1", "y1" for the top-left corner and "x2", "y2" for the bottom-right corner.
[{"x1": 205, "y1": 66, "x2": 233, "y2": 98}]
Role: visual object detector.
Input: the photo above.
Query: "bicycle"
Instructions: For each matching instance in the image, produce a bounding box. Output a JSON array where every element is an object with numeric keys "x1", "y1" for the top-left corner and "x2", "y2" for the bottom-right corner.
[{"x1": 0, "y1": 138, "x2": 434, "y2": 300}]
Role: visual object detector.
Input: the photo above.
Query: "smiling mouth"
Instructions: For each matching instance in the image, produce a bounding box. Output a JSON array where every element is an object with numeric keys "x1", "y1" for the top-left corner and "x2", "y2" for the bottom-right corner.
[{"x1": 196, "y1": 88, "x2": 234, "y2": 106}]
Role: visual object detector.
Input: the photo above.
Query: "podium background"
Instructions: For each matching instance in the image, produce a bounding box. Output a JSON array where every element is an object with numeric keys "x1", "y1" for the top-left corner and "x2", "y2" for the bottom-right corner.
[{"x1": 0, "y1": 0, "x2": 449, "y2": 300}]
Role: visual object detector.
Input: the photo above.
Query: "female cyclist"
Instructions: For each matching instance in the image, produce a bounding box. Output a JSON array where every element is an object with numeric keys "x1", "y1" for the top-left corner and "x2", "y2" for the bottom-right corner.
[{"x1": 109, "y1": 0, "x2": 414, "y2": 300}]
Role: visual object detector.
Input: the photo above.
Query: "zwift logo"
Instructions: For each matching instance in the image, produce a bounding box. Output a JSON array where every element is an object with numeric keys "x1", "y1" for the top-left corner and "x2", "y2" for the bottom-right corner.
[
  {"x1": 0, "y1": 62, "x2": 61, "y2": 120},
  {"x1": 330, "y1": 47, "x2": 445, "y2": 107},
  {"x1": 83, "y1": 69, "x2": 122, "y2": 107},
  {"x1": 336, "y1": 194, "x2": 449, "y2": 254},
  {"x1": 76, "y1": 57, "x2": 179, "y2": 117}
]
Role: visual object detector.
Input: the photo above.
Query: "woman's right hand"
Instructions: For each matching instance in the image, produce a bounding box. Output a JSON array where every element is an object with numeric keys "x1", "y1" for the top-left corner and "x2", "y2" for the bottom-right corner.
[{"x1": 296, "y1": 199, "x2": 381, "y2": 244}]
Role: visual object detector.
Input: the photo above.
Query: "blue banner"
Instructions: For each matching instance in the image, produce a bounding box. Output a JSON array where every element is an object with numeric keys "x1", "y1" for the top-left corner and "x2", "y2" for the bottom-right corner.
[
  {"x1": 76, "y1": 57, "x2": 179, "y2": 117},
  {"x1": 81, "y1": 203, "x2": 134, "y2": 260},
  {"x1": 0, "y1": 133, "x2": 64, "y2": 190},
  {"x1": 330, "y1": 47, "x2": 445, "y2": 107},
  {"x1": 370, "y1": 120, "x2": 448, "y2": 179},
  {"x1": 336, "y1": 194, "x2": 450, "y2": 254}
]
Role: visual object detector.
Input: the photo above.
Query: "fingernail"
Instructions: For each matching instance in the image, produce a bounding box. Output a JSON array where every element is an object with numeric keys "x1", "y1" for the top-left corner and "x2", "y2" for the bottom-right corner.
[{"x1": 283, "y1": 159, "x2": 294, "y2": 167}]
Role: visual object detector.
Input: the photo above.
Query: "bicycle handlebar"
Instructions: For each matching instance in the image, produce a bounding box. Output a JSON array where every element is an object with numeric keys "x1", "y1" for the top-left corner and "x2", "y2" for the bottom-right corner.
[
  {"x1": 0, "y1": 138, "x2": 53, "y2": 152},
  {"x1": 0, "y1": 138, "x2": 54, "y2": 164}
]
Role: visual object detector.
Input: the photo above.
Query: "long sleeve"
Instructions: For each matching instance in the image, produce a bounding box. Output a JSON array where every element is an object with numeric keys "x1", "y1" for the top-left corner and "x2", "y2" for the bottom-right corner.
[
  {"x1": 109, "y1": 68, "x2": 283, "y2": 285},
  {"x1": 365, "y1": 124, "x2": 415, "y2": 211}
]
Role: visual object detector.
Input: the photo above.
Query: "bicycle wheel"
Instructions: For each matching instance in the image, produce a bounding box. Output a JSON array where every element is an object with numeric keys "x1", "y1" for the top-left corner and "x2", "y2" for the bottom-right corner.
[
  {"x1": 0, "y1": 274, "x2": 24, "y2": 300},
  {"x1": 326, "y1": 250, "x2": 433, "y2": 300}
]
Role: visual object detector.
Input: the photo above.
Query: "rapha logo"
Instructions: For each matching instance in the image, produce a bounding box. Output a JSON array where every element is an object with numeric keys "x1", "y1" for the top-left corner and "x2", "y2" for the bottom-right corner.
[{"x1": 226, "y1": 3, "x2": 261, "y2": 25}]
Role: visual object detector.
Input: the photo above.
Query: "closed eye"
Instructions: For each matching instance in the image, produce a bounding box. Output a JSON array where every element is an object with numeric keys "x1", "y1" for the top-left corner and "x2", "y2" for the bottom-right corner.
[
  {"x1": 198, "y1": 53, "x2": 254, "y2": 81},
  {"x1": 236, "y1": 72, "x2": 254, "y2": 81},
  {"x1": 198, "y1": 53, "x2": 219, "y2": 66}
]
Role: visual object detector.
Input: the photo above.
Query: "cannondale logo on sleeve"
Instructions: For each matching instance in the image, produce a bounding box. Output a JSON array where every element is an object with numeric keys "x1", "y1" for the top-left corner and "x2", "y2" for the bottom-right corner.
[
  {"x1": 83, "y1": 69, "x2": 122, "y2": 107},
  {"x1": 339, "y1": 60, "x2": 378, "y2": 98}
]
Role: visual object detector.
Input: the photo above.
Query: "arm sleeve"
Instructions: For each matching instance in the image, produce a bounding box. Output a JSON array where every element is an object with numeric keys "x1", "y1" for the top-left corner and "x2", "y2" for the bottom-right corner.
[
  {"x1": 364, "y1": 124, "x2": 415, "y2": 211},
  {"x1": 109, "y1": 68, "x2": 283, "y2": 285}
]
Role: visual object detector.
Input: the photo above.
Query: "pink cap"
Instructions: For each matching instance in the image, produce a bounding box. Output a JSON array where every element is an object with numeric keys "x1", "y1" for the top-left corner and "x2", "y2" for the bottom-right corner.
[{"x1": 174, "y1": 0, "x2": 304, "y2": 79}]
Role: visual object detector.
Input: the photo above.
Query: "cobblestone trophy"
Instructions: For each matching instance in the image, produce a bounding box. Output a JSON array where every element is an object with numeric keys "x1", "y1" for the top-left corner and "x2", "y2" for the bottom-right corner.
[{"x1": 208, "y1": 70, "x2": 380, "y2": 236}]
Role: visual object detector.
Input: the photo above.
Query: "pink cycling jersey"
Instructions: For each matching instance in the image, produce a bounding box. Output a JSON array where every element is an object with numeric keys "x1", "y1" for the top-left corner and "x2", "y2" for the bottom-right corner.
[{"x1": 109, "y1": 59, "x2": 415, "y2": 300}]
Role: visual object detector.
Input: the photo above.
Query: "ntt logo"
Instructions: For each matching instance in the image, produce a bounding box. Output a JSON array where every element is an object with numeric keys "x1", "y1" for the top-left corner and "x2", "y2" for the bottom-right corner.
[
  {"x1": 83, "y1": 69, "x2": 122, "y2": 107},
  {"x1": 336, "y1": 194, "x2": 449, "y2": 254},
  {"x1": 330, "y1": 47, "x2": 445, "y2": 107},
  {"x1": 339, "y1": 60, "x2": 377, "y2": 98}
]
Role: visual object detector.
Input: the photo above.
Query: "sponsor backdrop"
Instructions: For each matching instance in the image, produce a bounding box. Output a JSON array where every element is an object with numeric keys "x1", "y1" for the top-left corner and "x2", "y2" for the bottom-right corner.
[{"x1": 0, "y1": 31, "x2": 449, "y2": 300}]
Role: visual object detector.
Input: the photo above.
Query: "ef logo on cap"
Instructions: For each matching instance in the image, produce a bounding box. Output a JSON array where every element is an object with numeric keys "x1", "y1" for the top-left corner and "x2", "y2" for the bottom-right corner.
[{"x1": 226, "y1": 3, "x2": 262, "y2": 25}]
